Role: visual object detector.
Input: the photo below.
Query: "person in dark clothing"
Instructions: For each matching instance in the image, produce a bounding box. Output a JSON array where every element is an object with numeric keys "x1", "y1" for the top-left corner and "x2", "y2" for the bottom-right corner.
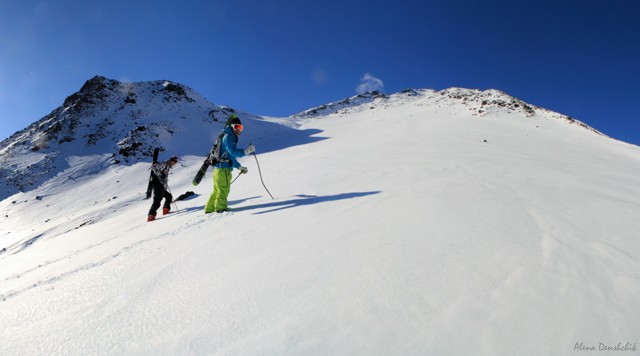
[{"x1": 147, "y1": 156, "x2": 178, "y2": 222}]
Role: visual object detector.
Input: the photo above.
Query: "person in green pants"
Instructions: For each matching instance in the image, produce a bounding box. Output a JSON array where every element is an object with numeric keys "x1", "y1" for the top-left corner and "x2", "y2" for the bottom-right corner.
[{"x1": 204, "y1": 116, "x2": 255, "y2": 213}]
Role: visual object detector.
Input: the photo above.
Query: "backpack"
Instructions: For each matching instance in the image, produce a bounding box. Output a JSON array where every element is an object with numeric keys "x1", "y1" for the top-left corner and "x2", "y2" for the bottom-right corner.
[
  {"x1": 207, "y1": 114, "x2": 239, "y2": 166},
  {"x1": 207, "y1": 131, "x2": 225, "y2": 166}
]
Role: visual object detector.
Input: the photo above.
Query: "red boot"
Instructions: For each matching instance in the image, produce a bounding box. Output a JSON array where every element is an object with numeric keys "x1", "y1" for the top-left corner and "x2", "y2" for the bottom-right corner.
[
  {"x1": 147, "y1": 215, "x2": 156, "y2": 222},
  {"x1": 163, "y1": 208, "x2": 170, "y2": 215}
]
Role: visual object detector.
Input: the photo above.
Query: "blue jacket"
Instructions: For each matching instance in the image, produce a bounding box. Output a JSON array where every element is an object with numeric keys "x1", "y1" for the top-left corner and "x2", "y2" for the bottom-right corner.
[{"x1": 214, "y1": 126, "x2": 245, "y2": 169}]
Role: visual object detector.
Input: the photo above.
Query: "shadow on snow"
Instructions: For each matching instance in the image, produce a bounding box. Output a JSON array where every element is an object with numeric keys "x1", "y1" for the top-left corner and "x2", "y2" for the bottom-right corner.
[{"x1": 231, "y1": 191, "x2": 381, "y2": 215}]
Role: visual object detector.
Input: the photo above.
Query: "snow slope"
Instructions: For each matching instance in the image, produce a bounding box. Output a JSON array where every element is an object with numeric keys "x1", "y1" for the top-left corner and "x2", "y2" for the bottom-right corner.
[{"x1": 1, "y1": 89, "x2": 640, "y2": 355}]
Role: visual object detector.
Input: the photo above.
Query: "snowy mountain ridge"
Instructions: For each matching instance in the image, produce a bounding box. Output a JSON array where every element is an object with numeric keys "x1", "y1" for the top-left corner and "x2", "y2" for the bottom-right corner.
[
  {"x1": 1, "y1": 75, "x2": 640, "y2": 355},
  {"x1": 292, "y1": 87, "x2": 604, "y2": 137},
  {"x1": 0, "y1": 76, "x2": 610, "y2": 202}
]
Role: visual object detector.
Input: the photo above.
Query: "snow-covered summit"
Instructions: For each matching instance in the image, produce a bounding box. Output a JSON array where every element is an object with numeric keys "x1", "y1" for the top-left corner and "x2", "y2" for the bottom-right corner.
[
  {"x1": 294, "y1": 87, "x2": 604, "y2": 137},
  {"x1": 2, "y1": 76, "x2": 222, "y2": 154},
  {"x1": 0, "y1": 76, "x2": 239, "y2": 199}
]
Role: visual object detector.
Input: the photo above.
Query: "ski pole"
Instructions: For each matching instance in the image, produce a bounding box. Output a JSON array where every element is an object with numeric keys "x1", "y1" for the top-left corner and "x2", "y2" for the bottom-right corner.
[
  {"x1": 252, "y1": 151, "x2": 275, "y2": 200},
  {"x1": 166, "y1": 185, "x2": 180, "y2": 213},
  {"x1": 231, "y1": 171, "x2": 244, "y2": 185}
]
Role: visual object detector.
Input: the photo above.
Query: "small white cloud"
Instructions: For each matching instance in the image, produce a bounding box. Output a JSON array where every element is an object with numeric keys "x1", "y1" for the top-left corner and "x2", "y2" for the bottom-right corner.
[
  {"x1": 356, "y1": 73, "x2": 384, "y2": 94},
  {"x1": 311, "y1": 68, "x2": 328, "y2": 86}
]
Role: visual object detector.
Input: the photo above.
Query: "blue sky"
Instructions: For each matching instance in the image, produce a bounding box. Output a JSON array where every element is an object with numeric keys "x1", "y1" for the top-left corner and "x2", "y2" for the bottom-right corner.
[{"x1": 1, "y1": 0, "x2": 639, "y2": 145}]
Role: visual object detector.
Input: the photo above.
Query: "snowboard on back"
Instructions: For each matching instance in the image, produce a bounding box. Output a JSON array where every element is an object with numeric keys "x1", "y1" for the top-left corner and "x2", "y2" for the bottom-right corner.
[{"x1": 192, "y1": 157, "x2": 212, "y2": 186}]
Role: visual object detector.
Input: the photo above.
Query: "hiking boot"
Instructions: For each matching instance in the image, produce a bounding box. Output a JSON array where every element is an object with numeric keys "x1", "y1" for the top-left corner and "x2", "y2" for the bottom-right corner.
[{"x1": 147, "y1": 215, "x2": 156, "y2": 222}]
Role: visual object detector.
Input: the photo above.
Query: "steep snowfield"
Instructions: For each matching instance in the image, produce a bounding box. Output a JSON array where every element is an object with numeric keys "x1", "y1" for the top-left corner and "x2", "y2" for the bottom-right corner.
[{"x1": 1, "y1": 91, "x2": 640, "y2": 355}]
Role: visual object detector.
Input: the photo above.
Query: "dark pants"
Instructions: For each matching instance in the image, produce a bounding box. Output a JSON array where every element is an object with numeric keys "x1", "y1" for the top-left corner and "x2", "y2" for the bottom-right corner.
[{"x1": 148, "y1": 179, "x2": 172, "y2": 216}]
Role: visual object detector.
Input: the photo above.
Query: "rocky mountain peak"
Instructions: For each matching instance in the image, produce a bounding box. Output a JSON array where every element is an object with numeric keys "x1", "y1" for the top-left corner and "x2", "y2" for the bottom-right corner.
[{"x1": 0, "y1": 76, "x2": 234, "y2": 199}]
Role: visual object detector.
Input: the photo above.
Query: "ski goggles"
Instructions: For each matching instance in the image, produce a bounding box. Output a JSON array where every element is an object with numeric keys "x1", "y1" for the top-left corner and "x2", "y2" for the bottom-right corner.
[{"x1": 231, "y1": 124, "x2": 244, "y2": 132}]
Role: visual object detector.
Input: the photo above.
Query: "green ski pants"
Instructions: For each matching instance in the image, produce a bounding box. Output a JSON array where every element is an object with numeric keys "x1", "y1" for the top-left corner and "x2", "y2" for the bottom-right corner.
[{"x1": 205, "y1": 168, "x2": 232, "y2": 213}]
